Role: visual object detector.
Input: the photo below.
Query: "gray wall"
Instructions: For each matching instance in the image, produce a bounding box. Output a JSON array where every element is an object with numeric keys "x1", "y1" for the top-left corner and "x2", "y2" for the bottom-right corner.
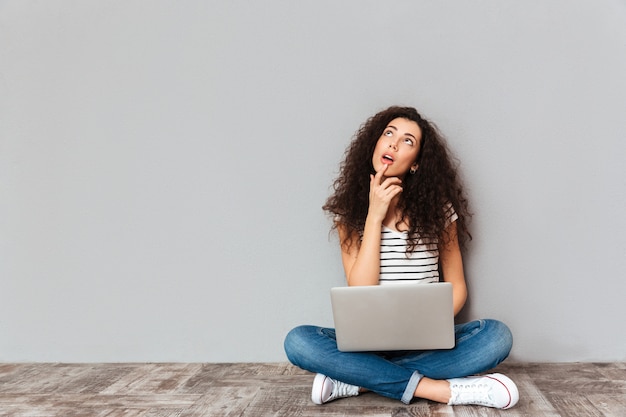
[{"x1": 1, "y1": 1, "x2": 625, "y2": 363}]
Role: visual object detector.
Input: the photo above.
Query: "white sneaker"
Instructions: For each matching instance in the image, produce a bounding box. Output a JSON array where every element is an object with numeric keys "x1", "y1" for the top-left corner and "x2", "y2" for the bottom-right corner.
[
  {"x1": 448, "y1": 373, "x2": 519, "y2": 409},
  {"x1": 311, "y1": 373, "x2": 360, "y2": 404}
]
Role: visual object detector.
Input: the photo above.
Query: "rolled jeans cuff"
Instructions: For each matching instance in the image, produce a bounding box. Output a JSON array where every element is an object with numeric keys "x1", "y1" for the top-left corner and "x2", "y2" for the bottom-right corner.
[{"x1": 401, "y1": 371, "x2": 423, "y2": 404}]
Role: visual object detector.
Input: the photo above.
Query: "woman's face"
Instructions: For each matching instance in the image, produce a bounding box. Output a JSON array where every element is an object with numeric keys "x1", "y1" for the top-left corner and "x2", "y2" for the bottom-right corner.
[{"x1": 371, "y1": 117, "x2": 422, "y2": 178}]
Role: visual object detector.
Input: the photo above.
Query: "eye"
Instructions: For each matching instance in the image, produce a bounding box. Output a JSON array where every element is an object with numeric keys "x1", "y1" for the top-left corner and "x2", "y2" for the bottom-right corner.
[
  {"x1": 384, "y1": 130, "x2": 393, "y2": 137},
  {"x1": 404, "y1": 137, "x2": 414, "y2": 146}
]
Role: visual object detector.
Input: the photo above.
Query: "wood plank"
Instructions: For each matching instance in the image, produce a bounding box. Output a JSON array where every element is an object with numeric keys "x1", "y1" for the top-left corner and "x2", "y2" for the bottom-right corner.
[
  {"x1": 178, "y1": 386, "x2": 259, "y2": 417},
  {"x1": 100, "y1": 363, "x2": 204, "y2": 394},
  {"x1": 586, "y1": 393, "x2": 626, "y2": 417},
  {"x1": 0, "y1": 362, "x2": 623, "y2": 417}
]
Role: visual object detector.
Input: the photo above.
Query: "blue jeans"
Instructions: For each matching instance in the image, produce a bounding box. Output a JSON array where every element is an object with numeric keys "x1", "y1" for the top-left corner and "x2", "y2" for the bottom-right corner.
[{"x1": 284, "y1": 319, "x2": 513, "y2": 404}]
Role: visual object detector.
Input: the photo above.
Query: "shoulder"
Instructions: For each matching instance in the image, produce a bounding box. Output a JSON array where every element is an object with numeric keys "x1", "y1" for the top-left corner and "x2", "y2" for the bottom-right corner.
[{"x1": 444, "y1": 203, "x2": 459, "y2": 226}]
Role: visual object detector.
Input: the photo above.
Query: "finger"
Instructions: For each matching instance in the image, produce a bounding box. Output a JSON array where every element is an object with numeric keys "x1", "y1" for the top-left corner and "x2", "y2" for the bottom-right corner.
[
  {"x1": 385, "y1": 183, "x2": 403, "y2": 194},
  {"x1": 375, "y1": 184, "x2": 402, "y2": 200},
  {"x1": 380, "y1": 176, "x2": 402, "y2": 188},
  {"x1": 374, "y1": 164, "x2": 389, "y2": 182},
  {"x1": 385, "y1": 185, "x2": 403, "y2": 200}
]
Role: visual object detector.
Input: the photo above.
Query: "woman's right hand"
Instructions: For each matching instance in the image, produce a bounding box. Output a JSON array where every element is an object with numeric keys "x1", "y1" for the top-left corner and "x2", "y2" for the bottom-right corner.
[
  {"x1": 341, "y1": 165, "x2": 402, "y2": 286},
  {"x1": 368, "y1": 164, "x2": 403, "y2": 221}
]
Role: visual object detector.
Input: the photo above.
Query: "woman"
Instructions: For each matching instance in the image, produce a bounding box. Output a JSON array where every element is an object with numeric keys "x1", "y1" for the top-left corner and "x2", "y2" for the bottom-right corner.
[{"x1": 284, "y1": 106, "x2": 519, "y2": 409}]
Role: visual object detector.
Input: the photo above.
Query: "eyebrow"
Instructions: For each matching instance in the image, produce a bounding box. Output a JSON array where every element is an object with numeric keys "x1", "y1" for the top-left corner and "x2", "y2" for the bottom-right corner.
[{"x1": 387, "y1": 124, "x2": 417, "y2": 140}]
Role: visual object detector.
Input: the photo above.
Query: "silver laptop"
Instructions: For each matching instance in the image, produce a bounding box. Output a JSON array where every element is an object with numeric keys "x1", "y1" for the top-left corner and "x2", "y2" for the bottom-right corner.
[{"x1": 330, "y1": 283, "x2": 455, "y2": 352}]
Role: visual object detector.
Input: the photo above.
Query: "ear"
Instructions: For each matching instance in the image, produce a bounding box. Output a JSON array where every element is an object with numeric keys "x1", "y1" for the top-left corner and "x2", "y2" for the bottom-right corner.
[{"x1": 410, "y1": 163, "x2": 419, "y2": 174}]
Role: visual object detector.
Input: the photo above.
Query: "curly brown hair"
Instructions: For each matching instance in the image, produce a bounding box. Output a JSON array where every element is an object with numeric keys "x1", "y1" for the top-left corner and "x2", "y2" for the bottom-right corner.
[{"x1": 323, "y1": 106, "x2": 472, "y2": 253}]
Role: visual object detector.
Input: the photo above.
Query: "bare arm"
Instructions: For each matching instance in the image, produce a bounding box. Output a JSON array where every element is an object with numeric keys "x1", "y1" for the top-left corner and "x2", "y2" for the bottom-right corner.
[
  {"x1": 339, "y1": 164, "x2": 402, "y2": 286},
  {"x1": 439, "y1": 221, "x2": 468, "y2": 316}
]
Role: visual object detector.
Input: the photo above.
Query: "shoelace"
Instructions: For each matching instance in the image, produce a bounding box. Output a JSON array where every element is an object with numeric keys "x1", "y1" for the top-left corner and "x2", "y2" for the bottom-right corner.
[
  {"x1": 450, "y1": 381, "x2": 494, "y2": 406},
  {"x1": 331, "y1": 380, "x2": 359, "y2": 399}
]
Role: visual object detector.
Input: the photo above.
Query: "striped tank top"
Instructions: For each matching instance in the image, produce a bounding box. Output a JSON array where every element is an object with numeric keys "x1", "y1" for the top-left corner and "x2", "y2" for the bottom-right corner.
[{"x1": 379, "y1": 209, "x2": 458, "y2": 285}]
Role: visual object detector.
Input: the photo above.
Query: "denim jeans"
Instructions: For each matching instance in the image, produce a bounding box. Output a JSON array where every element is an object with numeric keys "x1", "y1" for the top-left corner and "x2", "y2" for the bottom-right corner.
[{"x1": 284, "y1": 319, "x2": 513, "y2": 404}]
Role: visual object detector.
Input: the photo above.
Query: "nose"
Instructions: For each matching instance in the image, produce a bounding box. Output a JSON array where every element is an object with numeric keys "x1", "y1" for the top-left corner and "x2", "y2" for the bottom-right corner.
[{"x1": 388, "y1": 140, "x2": 398, "y2": 150}]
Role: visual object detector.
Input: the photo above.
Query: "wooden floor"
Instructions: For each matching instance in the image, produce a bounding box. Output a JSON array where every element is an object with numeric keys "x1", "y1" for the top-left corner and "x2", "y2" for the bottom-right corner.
[{"x1": 0, "y1": 362, "x2": 624, "y2": 417}]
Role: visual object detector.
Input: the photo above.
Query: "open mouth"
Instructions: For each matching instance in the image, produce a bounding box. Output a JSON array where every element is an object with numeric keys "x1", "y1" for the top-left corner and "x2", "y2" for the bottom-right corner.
[{"x1": 382, "y1": 154, "x2": 394, "y2": 164}]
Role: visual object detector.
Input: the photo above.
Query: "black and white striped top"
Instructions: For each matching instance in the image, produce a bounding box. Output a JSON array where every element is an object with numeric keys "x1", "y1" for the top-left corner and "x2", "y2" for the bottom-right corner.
[{"x1": 379, "y1": 209, "x2": 458, "y2": 285}]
